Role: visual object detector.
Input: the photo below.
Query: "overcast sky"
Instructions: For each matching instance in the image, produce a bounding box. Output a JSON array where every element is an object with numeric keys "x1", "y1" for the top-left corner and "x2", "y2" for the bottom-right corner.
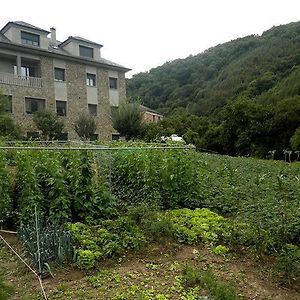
[{"x1": 1, "y1": 0, "x2": 300, "y2": 77}]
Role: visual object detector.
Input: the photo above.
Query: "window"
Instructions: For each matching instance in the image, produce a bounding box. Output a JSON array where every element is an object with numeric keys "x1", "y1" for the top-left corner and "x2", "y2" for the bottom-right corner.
[
  {"x1": 14, "y1": 66, "x2": 35, "y2": 77},
  {"x1": 54, "y1": 68, "x2": 65, "y2": 81},
  {"x1": 27, "y1": 131, "x2": 40, "y2": 140},
  {"x1": 58, "y1": 132, "x2": 68, "y2": 141},
  {"x1": 86, "y1": 73, "x2": 96, "y2": 86},
  {"x1": 56, "y1": 101, "x2": 67, "y2": 116},
  {"x1": 90, "y1": 133, "x2": 98, "y2": 141},
  {"x1": 88, "y1": 104, "x2": 97, "y2": 116},
  {"x1": 112, "y1": 133, "x2": 120, "y2": 141},
  {"x1": 25, "y1": 97, "x2": 45, "y2": 114},
  {"x1": 79, "y1": 45, "x2": 94, "y2": 58},
  {"x1": 21, "y1": 31, "x2": 40, "y2": 46},
  {"x1": 109, "y1": 77, "x2": 118, "y2": 89}
]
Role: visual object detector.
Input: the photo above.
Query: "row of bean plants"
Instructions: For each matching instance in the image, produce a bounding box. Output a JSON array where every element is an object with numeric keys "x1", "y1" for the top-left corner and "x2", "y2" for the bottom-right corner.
[{"x1": 0, "y1": 146, "x2": 299, "y2": 251}]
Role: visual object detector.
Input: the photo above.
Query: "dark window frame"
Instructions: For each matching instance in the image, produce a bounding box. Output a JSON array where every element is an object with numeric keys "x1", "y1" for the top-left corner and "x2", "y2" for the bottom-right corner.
[
  {"x1": 90, "y1": 133, "x2": 98, "y2": 141},
  {"x1": 21, "y1": 31, "x2": 40, "y2": 47},
  {"x1": 25, "y1": 97, "x2": 45, "y2": 114},
  {"x1": 54, "y1": 68, "x2": 65, "y2": 81},
  {"x1": 79, "y1": 45, "x2": 94, "y2": 58},
  {"x1": 109, "y1": 77, "x2": 118, "y2": 89},
  {"x1": 56, "y1": 100, "x2": 67, "y2": 116},
  {"x1": 88, "y1": 104, "x2": 97, "y2": 116},
  {"x1": 86, "y1": 73, "x2": 96, "y2": 86}
]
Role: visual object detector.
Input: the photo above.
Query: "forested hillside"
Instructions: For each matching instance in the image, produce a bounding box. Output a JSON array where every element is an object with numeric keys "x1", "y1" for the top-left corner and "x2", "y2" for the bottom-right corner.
[{"x1": 128, "y1": 21, "x2": 300, "y2": 156}]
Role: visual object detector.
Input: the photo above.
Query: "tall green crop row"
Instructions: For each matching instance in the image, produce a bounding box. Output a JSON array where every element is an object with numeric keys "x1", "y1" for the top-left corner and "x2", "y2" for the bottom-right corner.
[
  {"x1": 11, "y1": 150, "x2": 113, "y2": 225},
  {"x1": 0, "y1": 152, "x2": 13, "y2": 227},
  {"x1": 111, "y1": 149, "x2": 201, "y2": 209}
]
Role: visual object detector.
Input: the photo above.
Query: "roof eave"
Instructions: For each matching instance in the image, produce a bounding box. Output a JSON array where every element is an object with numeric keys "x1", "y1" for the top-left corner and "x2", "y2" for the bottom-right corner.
[
  {"x1": 0, "y1": 41, "x2": 131, "y2": 72},
  {"x1": 59, "y1": 37, "x2": 103, "y2": 48},
  {"x1": 0, "y1": 21, "x2": 50, "y2": 34}
]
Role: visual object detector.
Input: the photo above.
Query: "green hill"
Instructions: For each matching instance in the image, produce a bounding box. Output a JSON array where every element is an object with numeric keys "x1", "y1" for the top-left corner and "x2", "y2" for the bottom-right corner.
[
  {"x1": 127, "y1": 22, "x2": 300, "y2": 156},
  {"x1": 128, "y1": 21, "x2": 300, "y2": 115}
]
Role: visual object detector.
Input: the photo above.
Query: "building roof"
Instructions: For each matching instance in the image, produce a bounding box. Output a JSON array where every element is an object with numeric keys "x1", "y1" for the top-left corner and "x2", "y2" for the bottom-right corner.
[
  {"x1": 0, "y1": 21, "x2": 131, "y2": 72},
  {"x1": 59, "y1": 36, "x2": 103, "y2": 48},
  {"x1": 0, "y1": 21, "x2": 50, "y2": 34},
  {"x1": 0, "y1": 32, "x2": 10, "y2": 43},
  {"x1": 140, "y1": 105, "x2": 163, "y2": 116}
]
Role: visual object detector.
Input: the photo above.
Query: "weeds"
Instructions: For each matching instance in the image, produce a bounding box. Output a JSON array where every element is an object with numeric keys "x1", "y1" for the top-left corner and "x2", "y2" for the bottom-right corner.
[{"x1": 182, "y1": 264, "x2": 240, "y2": 300}]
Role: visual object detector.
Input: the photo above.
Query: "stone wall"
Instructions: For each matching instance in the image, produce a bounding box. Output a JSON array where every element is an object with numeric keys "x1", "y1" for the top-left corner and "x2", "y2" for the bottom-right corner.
[
  {"x1": 0, "y1": 56, "x2": 55, "y2": 135},
  {"x1": 0, "y1": 54, "x2": 127, "y2": 140}
]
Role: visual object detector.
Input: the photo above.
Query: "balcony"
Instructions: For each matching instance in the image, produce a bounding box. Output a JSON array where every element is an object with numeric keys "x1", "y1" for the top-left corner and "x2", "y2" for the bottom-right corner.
[{"x1": 0, "y1": 72, "x2": 42, "y2": 88}]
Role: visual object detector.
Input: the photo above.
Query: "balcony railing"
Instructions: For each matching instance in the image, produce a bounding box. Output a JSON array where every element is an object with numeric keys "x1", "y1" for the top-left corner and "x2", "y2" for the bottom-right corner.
[{"x1": 0, "y1": 72, "x2": 42, "y2": 88}]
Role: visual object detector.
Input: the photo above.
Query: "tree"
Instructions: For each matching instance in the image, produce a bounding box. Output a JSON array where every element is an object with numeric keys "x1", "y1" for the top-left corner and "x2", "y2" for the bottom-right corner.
[
  {"x1": 291, "y1": 127, "x2": 300, "y2": 150},
  {"x1": 74, "y1": 113, "x2": 96, "y2": 140},
  {"x1": 112, "y1": 102, "x2": 145, "y2": 140},
  {"x1": 33, "y1": 109, "x2": 64, "y2": 140},
  {"x1": 0, "y1": 92, "x2": 21, "y2": 139}
]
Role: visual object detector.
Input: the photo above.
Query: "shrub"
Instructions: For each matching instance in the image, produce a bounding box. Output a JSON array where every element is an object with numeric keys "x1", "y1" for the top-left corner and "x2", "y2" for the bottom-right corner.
[
  {"x1": 74, "y1": 113, "x2": 96, "y2": 140},
  {"x1": 33, "y1": 109, "x2": 64, "y2": 140}
]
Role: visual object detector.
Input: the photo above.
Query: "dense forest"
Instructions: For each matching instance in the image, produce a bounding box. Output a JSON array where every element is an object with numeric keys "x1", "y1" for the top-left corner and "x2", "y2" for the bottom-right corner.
[{"x1": 127, "y1": 21, "x2": 300, "y2": 157}]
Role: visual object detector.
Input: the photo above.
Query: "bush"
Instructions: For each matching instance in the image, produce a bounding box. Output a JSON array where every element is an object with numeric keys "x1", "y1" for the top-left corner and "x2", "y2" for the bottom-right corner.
[
  {"x1": 33, "y1": 109, "x2": 64, "y2": 140},
  {"x1": 74, "y1": 113, "x2": 96, "y2": 140}
]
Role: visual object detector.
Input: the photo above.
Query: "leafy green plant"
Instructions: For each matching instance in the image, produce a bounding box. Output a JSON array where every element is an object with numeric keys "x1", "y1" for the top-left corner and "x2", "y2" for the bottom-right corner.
[
  {"x1": 33, "y1": 109, "x2": 64, "y2": 140},
  {"x1": 182, "y1": 264, "x2": 240, "y2": 300},
  {"x1": 165, "y1": 208, "x2": 232, "y2": 246},
  {"x1": 277, "y1": 244, "x2": 300, "y2": 287},
  {"x1": 0, "y1": 153, "x2": 13, "y2": 227},
  {"x1": 74, "y1": 113, "x2": 96, "y2": 140},
  {"x1": 111, "y1": 149, "x2": 201, "y2": 209},
  {"x1": 69, "y1": 218, "x2": 146, "y2": 269},
  {"x1": 77, "y1": 249, "x2": 100, "y2": 270},
  {"x1": 211, "y1": 245, "x2": 229, "y2": 257}
]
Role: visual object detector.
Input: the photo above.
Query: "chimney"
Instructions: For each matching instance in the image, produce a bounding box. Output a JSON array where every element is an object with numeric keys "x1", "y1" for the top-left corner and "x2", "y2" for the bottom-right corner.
[{"x1": 50, "y1": 27, "x2": 56, "y2": 43}]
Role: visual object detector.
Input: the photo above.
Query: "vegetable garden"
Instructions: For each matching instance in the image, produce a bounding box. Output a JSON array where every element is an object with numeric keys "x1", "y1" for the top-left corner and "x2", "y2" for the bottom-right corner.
[{"x1": 0, "y1": 142, "x2": 299, "y2": 299}]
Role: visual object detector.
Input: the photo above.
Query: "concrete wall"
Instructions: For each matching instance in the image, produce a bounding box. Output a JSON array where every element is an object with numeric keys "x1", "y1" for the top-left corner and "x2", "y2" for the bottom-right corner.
[
  {"x1": 0, "y1": 59, "x2": 14, "y2": 73},
  {"x1": 4, "y1": 26, "x2": 49, "y2": 50},
  {"x1": 53, "y1": 59, "x2": 67, "y2": 100},
  {"x1": 62, "y1": 41, "x2": 101, "y2": 60},
  {"x1": 0, "y1": 56, "x2": 55, "y2": 134}
]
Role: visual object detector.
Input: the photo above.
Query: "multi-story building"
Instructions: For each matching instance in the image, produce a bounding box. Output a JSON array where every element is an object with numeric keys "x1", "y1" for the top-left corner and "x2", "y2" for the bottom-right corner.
[{"x1": 0, "y1": 21, "x2": 130, "y2": 140}]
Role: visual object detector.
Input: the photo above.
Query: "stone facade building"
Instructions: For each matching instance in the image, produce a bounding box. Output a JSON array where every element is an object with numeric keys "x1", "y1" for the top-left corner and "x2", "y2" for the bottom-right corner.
[
  {"x1": 0, "y1": 21, "x2": 130, "y2": 140},
  {"x1": 140, "y1": 105, "x2": 163, "y2": 123}
]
